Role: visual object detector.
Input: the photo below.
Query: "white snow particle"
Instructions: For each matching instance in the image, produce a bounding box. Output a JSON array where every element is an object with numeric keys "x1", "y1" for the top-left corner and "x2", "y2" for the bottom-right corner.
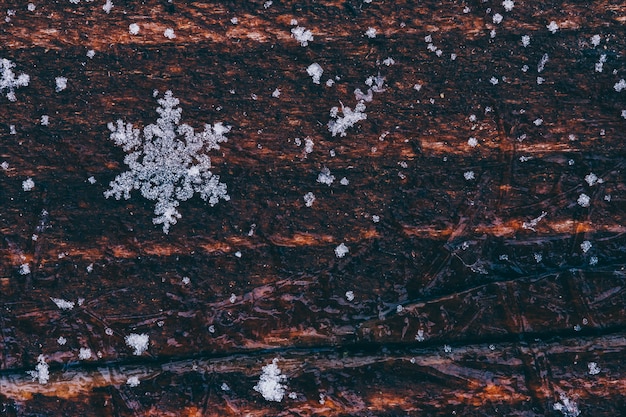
[
  {"x1": 334, "y1": 243, "x2": 349, "y2": 258},
  {"x1": 164, "y1": 28, "x2": 176, "y2": 39},
  {"x1": 468, "y1": 137, "x2": 478, "y2": 147},
  {"x1": 254, "y1": 358, "x2": 287, "y2": 402},
  {"x1": 291, "y1": 26, "x2": 313, "y2": 46},
  {"x1": 577, "y1": 193, "x2": 590, "y2": 207},
  {"x1": 521, "y1": 35, "x2": 531, "y2": 47},
  {"x1": 591, "y1": 34, "x2": 601, "y2": 47},
  {"x1": 534, "y1": 253, "x2": 543, "y2": 263},
  {"x1": 534, "y1": 118, "x2": 543, "y2": 126},
  {"x1": 622, "y1": 110, "x2": 626, "y2": 119},
  {"x1": 614, "y1": 79, "x2": 626, "y2": 92},
  {"x1": 86, "y1": 49, "x2": 95, "y2": 59},
  {"x1": 340, "y1": 177, "x2": 349, "y2": 185},
  {"x1": 22, "y1": 178, "x2": 35, "y2": 191},
  {"x1": 328, "y1": 101, "x2": 367, "y2": 137},
  {"x1": 303, "y1": 192, "x2": 316, "y2": 207},
  {"x1": 19, "y1": 264, "x2": 30, "y2": 275},
  {"x1": 382, "y1": 57, "x2": 395, "y2": 66},
  {"x1": 129, "y1": 23, "x2": 140, "y2": 35},
  {"x1": 78, "y1": 347, "x2": 92, "y2": 360},
  {"x1": 537, "y1": 53, "x2": 549, "y2": 72},
  {"x1": 125, "y1": 333, "x2": 149, "y2": 355},
  {"x1": 306, "y1": 63, "x2": 323, "y2": 84},
  {"x1": 492, "y1": 13, "x2": 503, "y2": 24},
  {"x1": 102, "y1": 0, "x2": 113, "y2": 13},
  {"x1": 0, "y1": 58, "x2": 30, "y2": 101},
  {"x1": 553, "y1": 392, "x2": 580, "y2": 417},
  {"x1": 127, "y1": 376, "x2": 140, "y2": 387},
  {"x1": 57, "y1": 336, "x2": 67, "y2": 345},
  {"x1": 372, "y1": 215, "x2": 380, "y2": 223},
  {"x1": 317, "y1": 167, "x2": 335, "y2": 186},
  {"x1": 547, "y1": 21, "x2": 559, "y2": 34},
  {"x1": 345, "y1": 290, "x2": 355, "y2": 301},
  {"x1": 587, "y1": 362, "x2": 600, "y2": 375},
  {"x1": 28, "y1": 3, "x2": 36, "y2": 11},
  {"x1": 502, "y1": 0, "x2": 514, "y2": 11},
  {"x1": 415, "y1": 329, "x2": 425, "y2": 342},
  {"x1": 464, "y1": 171, "x2": 475, "y2": 180},
  {"x1": 41, "y1": 115, "x2": 49, "y2": 125},
  {"x1": 51, "y1": 297, "x2": 75, "y2": 310},
  {"x1": 365, "y1": 27, "x2": 377, "y2": 38},
  {"x1": 271, "y1": 88, "x2": 280, "y2": 98},
  {"x1": 229, "y1": 293, "x2": 237, "y2": 303},
  {"x1": 28, "y1": 355, "x2": 50, "y2": 384},
  {"x1": 55, "y1": 76, "x2": 67, "y2": 92},
  {"x1": 489, "y1": 76, "x2": 499, "y2": 85},
  {"x1": 584, "y1": 172, "x2": 599, "y2": 186},
  {"x1": 580, "y1": 240, "x2": 592, "y2": 253}
]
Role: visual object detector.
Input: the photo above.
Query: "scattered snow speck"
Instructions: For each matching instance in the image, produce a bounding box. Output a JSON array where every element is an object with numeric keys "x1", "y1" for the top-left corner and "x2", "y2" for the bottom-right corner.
[
  {"x1": 230, "y1": 17, "x2": 238, "y2": 24},
  {"x1": 588, "y1": 362, "x2": 600, "y2": 375},
  {"x1": 105, "y1": 327, "x2": 114, "y2": 336},
  {"x1": 127, "y1": 376, "x2": 140, "y2": 387},
  {"x1": 55, "y1": 76, "x2": 67, "y2": 92},
  {"x1": 102, "y1": 0, "x2": 113, "y2": 13},
  {"x1": 51, "y1": 298, "x2": 75, "y2": 310},
  {"x1": 415, "y1": 329, "x2": 426, "y2": 342},
  {"x1": 22, "y1": 178, "x2": 35, "y2": 191},
  {"x1": 334, "y1": 243, "x2": 349, "y2": 258},
  {"x1": 533, "y1": 118, "x2": 543, "y2": 126},
  {"x1": 614, "y1": 79, "x2": 626, "y2": 92},
  {"x1": 229, "y1": 293, "x2": 237, "y2": 303},
  {"x1": 291, "y1": 26, "x2": 313, "y2": 46},
  {"x1": 464, "y1": 171, "x2": 475, "y2": 180},
  {"x1": 28, "y1": 355, "x2": 49, "y2": 384},
  {"x1": 590, "y1": 255, "x2": 598, "y2": 265},
  {"x1": 220, "y1": 382, "x2": 230, "y2": 391},
  {"x1": 468, "y1": 137, "x2": 478, "y2": 147},
  {"x1": 365, "y1": 27, "x2": 377, "y2": 38},
  {"x1": 489, "y1": 76, "x2": 499, "y2": 85},
  {"x1": 382, "y1": 57, "x2": 395, "y2": 66},
  {"x1": 345, "y1": 290, "x2": 355, "y2": 301},
  {"x1": 104, "y1": 91, "x2": 231, "y2": 234},
  {"x1": 502, "y1": 0, "x2": 514, "y2": 11},
  {"x1": 339, "y1": 177, "x2": 349, "y2": 185},
  {"x1": 125, "y1": 333, "x2": 149, "y2": 355},
  {"x1": 28, "y1": 3, "x2": 36, "y2": 11},
  {"x1": 546, "y1": 21, "x2": 559, "y2": 34},
  {"x1": 328, "y1": 101, "x2": 367, "y2": 137},
  {"x1": 78, "y1": 347, "x2": 92, "y2": 360},
  {"x1": 622, "y1": 110, "x2": 626, "y2": 119},
  {"x1": 372, "y1": 214, "x2": 380, "y2": 223},
  {"x1": 492, "y1": 13, "x2": 503, "y2": 24},
  {"x1": 129, "y1": 23, "x2": 140, "y2": 35},
  {"x1": 253, "y1": 358, "x2": 287, "y2": 402},
  {"x1": 577, "y1": 193, "x2": 590, "y2": 207},
  {"x1": 0, "y1": 58, "x2": 30, "y2": 101},
  {"x1": 534, "y1": 253, "x2": 543, "y2": 263},
  {"x1": 591, "y1": 34, "x2": 601, "y2": 47},
  {"x1": 272, "y1": 88, "x2": 280, "y2": 98},
  {"x1": 317, "y1": 167, "x2": 335, "y2": 186},
  {"x1": 57, "y1": 336, "x2": 67, "y2": 345},
  {"x1": 584, "y1": 172, "x2": 600, "y2": 186},
  {"x1": 41, "y1": 115, "x2": 49, "y2": 125},
  {"x1": 164, "y1": 28, "x2": 176, "y2": 39},
  {"x1": 521, "y1": 35, "x2": 531, "y2": 47},
  {"x1": 580, "y1": 240, "x2": 592, "y2": 253},
  {"x1": 303, "y1": 192, "x2": 316, "y2": 207},
  {"x1": 182, "y1": 276, "x2": 191, "y2": 285},
  {"x1": 306, "y1": 63, "x2": 323, "y2": 84},
  {"x1": 537, "y1": 53, "x2": 549, "y2": 72},
  {"x1": 19, "y1": 264, "x2": 30, "y2": 275},
  {"x1": 86, "y1": 49, "x2": 95, "y2": 59},
  {"x1": 553, "y1": 392, "x2": 580, "y2": 417}
]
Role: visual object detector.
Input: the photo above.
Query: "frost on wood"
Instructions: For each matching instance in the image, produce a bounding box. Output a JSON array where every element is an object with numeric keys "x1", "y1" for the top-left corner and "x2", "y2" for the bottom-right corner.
[
  {"x1": 328, "y1": 101, "x2": 367, "y2": 137},
  {"x1": 0, "y1": 58, "x2": 30, "y2": 101},
  {"x1": 104, "y1": 91, "x2": 231, "y2": 234},
  {"x1": 253, "y1": 358, "x2": 287, "y2": 402}
]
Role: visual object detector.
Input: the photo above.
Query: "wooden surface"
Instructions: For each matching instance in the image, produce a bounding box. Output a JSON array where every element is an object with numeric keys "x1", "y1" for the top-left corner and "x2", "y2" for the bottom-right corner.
[{"x1": 1, "y1": 1, "x2": 625, "y2": 416}]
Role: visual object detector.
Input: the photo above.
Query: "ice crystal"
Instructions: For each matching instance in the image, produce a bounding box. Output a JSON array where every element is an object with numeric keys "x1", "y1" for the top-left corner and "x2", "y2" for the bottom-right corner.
[
  {"x1": 104, "y1": 91, "x2": 231, "y2": 233},
  {"x1": 0, "y1": 58, "x2": 30, "y2": 101}
]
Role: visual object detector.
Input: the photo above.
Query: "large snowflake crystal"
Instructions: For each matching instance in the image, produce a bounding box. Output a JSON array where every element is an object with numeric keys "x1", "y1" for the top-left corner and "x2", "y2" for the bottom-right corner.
[
  {"x1": 104, "y1": 90, "x2": 231, "y2": 233},
  {"x1": 0, "y1": 58, "x2": 30, "y2": 102}
]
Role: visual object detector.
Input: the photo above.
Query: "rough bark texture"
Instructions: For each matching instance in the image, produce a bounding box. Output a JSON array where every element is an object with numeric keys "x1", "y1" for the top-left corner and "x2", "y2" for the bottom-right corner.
[{"x1": 1, "y1": 0, "x2": 625, "y2": 416}]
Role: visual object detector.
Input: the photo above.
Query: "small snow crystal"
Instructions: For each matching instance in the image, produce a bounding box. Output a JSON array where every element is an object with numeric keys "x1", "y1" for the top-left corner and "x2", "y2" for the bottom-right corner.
[
  {"x1": 55, "y1": 77, "x2": 67, "y2": 92},
  {"x1": 588, "y1": 362, "x2": 600, "y2": 375},
  {"x1": 254, "y1": 358, "x2": 287, "y2": 402},
  {"x1": 577, "y1": 193, "x2": 590, "y2": 207},
  {"x1": 164, "y1": 28, "x2": 176, "y2": 39},
  {"x1": 51, "y1": 297, "x2": 75, "y2": 310},
  {"x1": 22, "y1": 178, "x2": 35, "y2": 191},
  {"x1": 303, "y1": 192, "x2": 316, "y2": 207},
  {"x1": 0, "y1": 58, "x2": 30, "y2": 101},
  {"x1": 125, "y1": 333, "x2": 149, "y2": 355},
  {"x1": 614, "y1": 79, "x2": 626, "y2": 92},
  {"x1": 129, "y1": 23, "x2": 140, "y2": 35},
  {"x1": 291, "y1": 26, "x2": 313, "y2": 46},
  {"x1": 317, "y1": 167, "x2": 335, "y2": 186},
  {"x1": 127, "y1": 376, "x2": 140, "y2": 387},
  {"x1": 28, "y1": 355, "x2": 50, "y2": 384},
  {"x1": 334, "y1": 243, "x2": 349, "y2": 258},
  {"x1": 502, "y1": 0, "x2": 514, "y2": 11},
  {"x1": 580, "y1": 240, "x2": 592, "y2": 253},
  {"x1": 365, "y1": 27, "x2": 377, "y2": 38},
  {"x1": 547, "y1": 21, "x2": 559, "y2": 34},
  {"x1": 492, "y1": 13, "x2": 503, "y2": 24},
  {"x1": 553, "y1": 392, "x2": 580, "y2": 417},
  {"x1": 591, "y1": 34, "x2": 601, "y2": 46},
  {"x1": 78, "y1": 347, "x2": 92, "y2": 360},
  {"x1": 306, "y1": 63, "x2": 323, "y2": 84},
  {"x1": 328, "y1": 101, "x2": 367, "y2": 137},
  {"x1": 345, "y1": 290, "x2": 355, "y2": 301}
]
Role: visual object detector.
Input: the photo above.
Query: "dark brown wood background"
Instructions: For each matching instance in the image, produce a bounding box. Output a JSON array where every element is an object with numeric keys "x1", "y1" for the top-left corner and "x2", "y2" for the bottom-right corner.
[{"x1": 1, "y1": 0, "x2": 625, "y2": 416}]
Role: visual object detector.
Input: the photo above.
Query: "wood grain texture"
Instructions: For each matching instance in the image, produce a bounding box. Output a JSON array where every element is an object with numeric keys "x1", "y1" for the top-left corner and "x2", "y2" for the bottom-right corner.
[{"x1": 1, "y1": 0, "x2": 625, "y2": 415}]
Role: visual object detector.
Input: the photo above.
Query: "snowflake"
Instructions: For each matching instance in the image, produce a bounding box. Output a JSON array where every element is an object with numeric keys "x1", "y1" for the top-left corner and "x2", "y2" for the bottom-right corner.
[
  {"x1": 0, "y1": 58, "x2": 30, "y2": 101},
  {"x1": 328, "y1": 101, "x2": 367, "y2": 137},
  {"x1": 125, "y1": 333, "x2": 149, "y2": 355},
  {"x1": 104, "y1": 91, "x2": 231, "y2": 233},
  {"x1": 254, "y1": 358, "x2": 287, "y2": 402},
  {"x1": 291, "y1": 26, "x2": 313, "y2": 46}
]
